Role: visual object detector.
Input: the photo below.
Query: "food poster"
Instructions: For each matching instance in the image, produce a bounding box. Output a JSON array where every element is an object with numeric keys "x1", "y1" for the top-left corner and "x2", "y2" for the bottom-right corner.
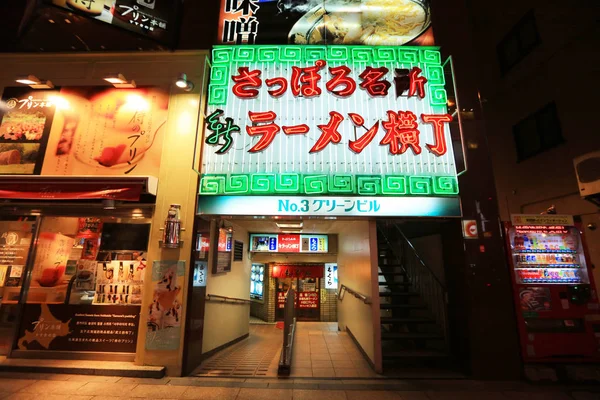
[
  {"x1": 146, "y1": 260, "x2": 185, "y2": 350},
  {"x1": 0, "y1": 86, "x2": 169, "y2": 177},
  {"x1": 519, "y1": 287, "x2": 552, "y2": 312},
  {"x1": 41, "y1": 87, "x2": 168, "y2": 176},
  {"x1": 218, "y1": 0, "x2": 434, "y2": 46},
  {"x1": 0, "y1": 88, "x2": 56, "y2": 174},
  {"x1": 51, "y1": 0, "x2": 179, "y2": 45},
  {"x1": 51, "y1": 0, "x2": 116, "y2": 24},
  {"x1": 29, "y1": 233, "x2": 75, "y2": 304},
  {"x1": 93, "y1": 259, "x2": 146, "y2": 305}
]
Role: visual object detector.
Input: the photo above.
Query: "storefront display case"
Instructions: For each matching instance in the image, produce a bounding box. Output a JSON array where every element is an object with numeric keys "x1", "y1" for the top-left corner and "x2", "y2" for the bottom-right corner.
[
  {"x1": 7, "y1": 214, "x2": 152, "y2": 359},
  {"x1": 505, "y1": 214, "x2": 600, "y2": 362}
]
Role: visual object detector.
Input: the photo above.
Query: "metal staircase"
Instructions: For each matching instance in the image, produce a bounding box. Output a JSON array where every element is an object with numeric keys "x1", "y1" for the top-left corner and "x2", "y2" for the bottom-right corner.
[{"x1": 377, "y1": 221, "x2": 450, "y2": 369}]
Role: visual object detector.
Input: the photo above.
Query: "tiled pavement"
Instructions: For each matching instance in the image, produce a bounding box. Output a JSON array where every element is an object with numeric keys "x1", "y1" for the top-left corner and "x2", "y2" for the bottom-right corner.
[
  {"x1": 0, "y1": 372, "x2": 597, "y2": 399},
  {"x1": 193, "y1": 325, "x2": 281, "y2": 377},
  {"x1": 292, "y1": 322, "x2": 377, "y2": 378},
  {"x1": 192, "y1": 322, "x2": 377, "y2": 378}
]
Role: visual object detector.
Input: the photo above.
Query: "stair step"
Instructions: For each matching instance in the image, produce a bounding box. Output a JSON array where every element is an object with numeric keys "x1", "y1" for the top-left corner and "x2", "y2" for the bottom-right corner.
[
  {"x1": 378, "y1": 282, "x2": 411, "y2": 286},
  {"x1": 378, "y1": 272, "x2": 407, "y2": 276},
  {"x1": 383, "y1": 350, "x2": 448, "y2": 359},
  {"x1": 379, "y1": 264, "x2": 403, "y2": 267},
  {"x1": 379, "y1": 292, "x2": 419, "y2": 297},
  {"x1": 381, "y1": 317, "x2": 436, "y2": 324},
  {"x1": 381, "y1": 332, "x2": 444, "y2": 340},
  {"x1": 380, "y1": 303, "x2": 427, "y2": 309}
]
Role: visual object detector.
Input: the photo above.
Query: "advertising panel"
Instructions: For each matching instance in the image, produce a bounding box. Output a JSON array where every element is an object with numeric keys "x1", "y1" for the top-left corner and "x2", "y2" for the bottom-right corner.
[
  {"x1": 218, "y1": 0, "x2": 434, "y2": 46},
  {"x1": 17, "y1": 304, "x2": 140, "y2": 353},
  {"x1": 0, "y1": 86, "x2": 169, "y2": 177},
  {"x1": 146, "y1": 260, "x2": 185, "y2": 350},
  {"x1": 250, "y1": 233, "x2": 328, "y2": 253},
  {"x1": 48, "y1": 0, "x2": 180, "y2": 45}
]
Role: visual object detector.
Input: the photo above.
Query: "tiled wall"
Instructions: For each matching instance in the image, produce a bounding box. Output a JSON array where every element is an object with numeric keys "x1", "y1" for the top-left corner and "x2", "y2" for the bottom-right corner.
[{"x1": 320, "y1": 278, "x2": 338, "y2": 322}]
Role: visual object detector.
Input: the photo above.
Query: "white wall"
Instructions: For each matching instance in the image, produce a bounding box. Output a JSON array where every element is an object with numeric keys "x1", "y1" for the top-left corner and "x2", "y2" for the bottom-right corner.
[
  {"x1": 202, "y1": 221, "x2": 252, "y2": 354},
  {"x1": 336, "y1": 220, "x2": 380, "y2": 370}
]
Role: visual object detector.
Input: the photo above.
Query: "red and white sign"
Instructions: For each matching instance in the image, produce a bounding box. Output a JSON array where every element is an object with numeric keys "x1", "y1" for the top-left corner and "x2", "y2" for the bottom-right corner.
[
  {"x1": 277, "y1": 235, "x2": 300, "y2": 252},
  {"x1": 271, "y1": 265, "x2": 324, "y2": 279},
  {"x1": 298, "y1": 292, "x2": 319, "y2": 309},
  {"x1": 462, "y1": 220, "x2": 478, "y2": 239}
]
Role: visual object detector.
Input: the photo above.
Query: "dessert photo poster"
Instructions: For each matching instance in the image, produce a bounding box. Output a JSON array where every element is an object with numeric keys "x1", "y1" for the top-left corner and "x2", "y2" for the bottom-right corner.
[
  {"x1": 41, "y1": 87, "x2": 169, "y2": 176},
  {"x1": 0, "y1": 86, "x2": 169, "y2": 177}
]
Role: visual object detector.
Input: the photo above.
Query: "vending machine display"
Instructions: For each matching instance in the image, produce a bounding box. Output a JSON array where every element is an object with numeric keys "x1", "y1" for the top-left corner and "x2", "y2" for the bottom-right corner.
[{"x1": 505, "y1": 214, "x2": 600, "y2": 362}]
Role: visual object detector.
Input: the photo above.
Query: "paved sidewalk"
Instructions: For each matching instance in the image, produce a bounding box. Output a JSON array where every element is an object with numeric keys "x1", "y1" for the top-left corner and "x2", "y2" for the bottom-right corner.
[{"x1": 0, "y1": 372, "x2": 597, "y2": 400}]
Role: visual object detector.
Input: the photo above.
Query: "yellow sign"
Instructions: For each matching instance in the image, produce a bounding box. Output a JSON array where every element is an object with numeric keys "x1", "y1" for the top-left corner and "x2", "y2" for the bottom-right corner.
[{"x1": 511, "y1": 214, "x2": 574, "y2": 226}]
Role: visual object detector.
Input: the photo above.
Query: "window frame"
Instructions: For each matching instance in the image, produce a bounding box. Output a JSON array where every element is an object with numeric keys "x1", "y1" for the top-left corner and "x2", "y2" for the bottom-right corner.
[
  {"x1": 513, "y1": 102, "x2": 564, "y2": 162},
  {"x1": 497, "y1": 9, "x2": 541, "y2": 74}
]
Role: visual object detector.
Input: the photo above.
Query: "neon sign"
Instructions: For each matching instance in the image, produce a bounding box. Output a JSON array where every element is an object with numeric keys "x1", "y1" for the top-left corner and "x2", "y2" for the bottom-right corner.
[{"x1": 200, "y1": 45, "x2": 459, "y2": 199}]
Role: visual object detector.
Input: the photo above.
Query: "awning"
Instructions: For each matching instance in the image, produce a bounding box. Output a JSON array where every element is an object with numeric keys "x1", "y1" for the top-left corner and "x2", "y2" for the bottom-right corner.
[{"x1": 0, "y1": 176, "x2": 158, "y2": 201}]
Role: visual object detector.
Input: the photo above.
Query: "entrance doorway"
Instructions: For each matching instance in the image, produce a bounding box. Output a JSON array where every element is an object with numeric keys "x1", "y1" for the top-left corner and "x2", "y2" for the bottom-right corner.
[{"x1": 275, "y1": 274, "x2": 321, "y2": 321}]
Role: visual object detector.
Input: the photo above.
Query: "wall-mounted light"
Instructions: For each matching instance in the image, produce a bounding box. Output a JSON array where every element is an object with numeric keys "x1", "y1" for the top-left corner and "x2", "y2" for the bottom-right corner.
[
  {"x1": 104, "y1": 73, "x2": 136, "y2": 88},
  {"x1": 16, "y1": 75, "x2": 54, "y2": 89},
  {"x1": 175, "y1": 73, "x2": 194, "y2": 91}
]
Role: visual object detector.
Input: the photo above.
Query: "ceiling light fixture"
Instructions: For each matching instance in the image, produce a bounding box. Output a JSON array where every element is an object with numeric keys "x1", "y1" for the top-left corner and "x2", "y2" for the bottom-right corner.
[
  {"x1": 16, "y1": 75, "x2": 54, "y2": 89},
  {"x1": 104, "y1": 73, "x2": 136, "y2": 88},
  {"x1": 175, "y1": 73, "x2": 194, "y2": 91},
  {"x1": 276, "y1": 222, "x2": 303, "y2": 229}
]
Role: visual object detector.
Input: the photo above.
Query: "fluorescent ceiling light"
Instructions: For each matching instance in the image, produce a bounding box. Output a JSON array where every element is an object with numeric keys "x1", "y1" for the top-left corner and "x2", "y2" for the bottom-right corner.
[{"x1": 276, "y1": 222, "x2": 303, "y2": 229}]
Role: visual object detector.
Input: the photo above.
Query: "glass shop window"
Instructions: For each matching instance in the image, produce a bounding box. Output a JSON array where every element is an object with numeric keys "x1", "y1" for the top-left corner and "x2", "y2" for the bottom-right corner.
[{"x1": 25, "y1": 217, "x2": 151, "y2": 306}]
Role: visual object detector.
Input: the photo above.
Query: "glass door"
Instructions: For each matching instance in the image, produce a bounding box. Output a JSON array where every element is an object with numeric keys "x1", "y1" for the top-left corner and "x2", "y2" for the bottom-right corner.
[
  {"x1": 297, "y1": 277, "x2": 320, "y2": 321},
  {"x1": 0, "y1": 217, "x2": 37, "y2": 355}
]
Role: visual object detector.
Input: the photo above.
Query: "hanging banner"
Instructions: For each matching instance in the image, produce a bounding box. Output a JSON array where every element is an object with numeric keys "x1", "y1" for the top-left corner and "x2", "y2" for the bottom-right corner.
[
  {"x1": 0, "y1": 86, "x2": 169, "y2": 177},
  {"x1": 217, "y1": 0, "x2": 434, "y2": 46}
]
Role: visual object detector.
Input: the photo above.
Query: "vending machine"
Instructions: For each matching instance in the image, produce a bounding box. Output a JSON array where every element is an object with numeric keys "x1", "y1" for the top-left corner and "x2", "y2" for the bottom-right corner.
[{"x1": 505, "y1": 214, "x2": 600, "y2": 362}]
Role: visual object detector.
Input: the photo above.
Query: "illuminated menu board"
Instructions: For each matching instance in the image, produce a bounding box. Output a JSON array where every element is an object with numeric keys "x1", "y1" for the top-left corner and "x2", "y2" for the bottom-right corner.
[{"x1": 250, "y1": 234, "x2": 328, "y2": 253}]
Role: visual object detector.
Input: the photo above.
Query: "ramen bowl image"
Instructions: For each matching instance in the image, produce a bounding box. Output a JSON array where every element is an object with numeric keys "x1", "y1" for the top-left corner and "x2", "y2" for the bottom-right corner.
[
  {"x1": 289, "y1": 0, "x2": 431, "y2": 46},
  {"x1": 52, "y1": 88, "x2": 168, "y2": 171}
]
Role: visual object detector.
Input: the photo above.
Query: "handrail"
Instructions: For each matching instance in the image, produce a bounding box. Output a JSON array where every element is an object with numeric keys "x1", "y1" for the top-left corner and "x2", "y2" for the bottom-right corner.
[
  {"x1": 390, "y1": 224, "x2": 446, "y2": 290},
  {"x1": 278, "y1": 288, "x2": 296, "y2": 376},
  {"x1": 338, "y1": 284, "x2": 371, "y2": 304},
  {"x1": 377, "y1": 221, "x2": 449, "y2": 344},
  {"x1": 205, "y1": 294, "x2": 252, "y2": 304}
]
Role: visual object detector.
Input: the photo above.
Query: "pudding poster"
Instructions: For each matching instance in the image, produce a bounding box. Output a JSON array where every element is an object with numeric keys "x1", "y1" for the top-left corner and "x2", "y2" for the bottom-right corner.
[{"x1": 0, "y1": 86, "x2": 169, "y2": 177}]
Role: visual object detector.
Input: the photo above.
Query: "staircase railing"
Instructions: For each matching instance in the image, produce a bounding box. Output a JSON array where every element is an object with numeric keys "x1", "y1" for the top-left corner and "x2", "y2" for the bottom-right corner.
[{"x1": 378, "y1": 223, "x2": 448, "y2": 341}]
